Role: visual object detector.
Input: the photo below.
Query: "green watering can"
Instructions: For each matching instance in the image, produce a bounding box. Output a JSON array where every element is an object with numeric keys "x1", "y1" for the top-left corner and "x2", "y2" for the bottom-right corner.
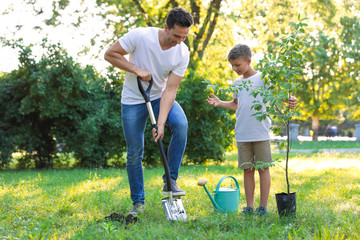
[{"x1": 197, "y1": 176, "x2": 240, "y2": 213}]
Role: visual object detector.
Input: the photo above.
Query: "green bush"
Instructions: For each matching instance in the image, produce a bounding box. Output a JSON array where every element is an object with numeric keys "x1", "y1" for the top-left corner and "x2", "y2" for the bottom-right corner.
[
  {"x1": 142, "y1": 70, "x2": 235, "y2": 166},
  {"x1": 178, "y1": 70, "x2": 235, "y2": 164},
  {"x1": 0, "y1": 43, "x2": 57, "y2": 168},
  {"x1": 0, "y1": 40, "x2": 126, "y2": 168}
]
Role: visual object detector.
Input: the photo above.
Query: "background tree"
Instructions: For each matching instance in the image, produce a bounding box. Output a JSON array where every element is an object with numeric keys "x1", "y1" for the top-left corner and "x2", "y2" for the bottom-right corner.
[
  {"x1": 295, "y1": 15, "x2": 360, "y2": 140},
  {"x1": 296, "y1": 32, "x2": 340, "y2": 140},
  {"x1": 338, "y1": 16, "x2": 360, "y2": 120}
]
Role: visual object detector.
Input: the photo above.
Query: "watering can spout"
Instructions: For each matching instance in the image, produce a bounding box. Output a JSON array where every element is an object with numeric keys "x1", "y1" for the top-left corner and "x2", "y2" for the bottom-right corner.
[{"x1": 197, "y1": 178, "x2": 224, "y2": 213}]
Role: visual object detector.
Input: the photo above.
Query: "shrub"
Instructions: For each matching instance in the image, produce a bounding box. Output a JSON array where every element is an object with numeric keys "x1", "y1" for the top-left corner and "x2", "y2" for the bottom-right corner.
[
  {"x1": 0, "y1": 40, "x2": 126, "y2": 168},
  {"x1": 178, "y1": 70, "x2": 235, "y2": 164},
  {"x1": 142, "y1": 70, "x2": 235, "y2": 166}
]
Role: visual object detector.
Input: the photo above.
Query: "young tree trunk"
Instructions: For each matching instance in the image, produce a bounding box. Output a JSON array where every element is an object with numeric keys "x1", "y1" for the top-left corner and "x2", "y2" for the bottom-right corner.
[
  {"x1": 312, "y1": 116, "x2": 320, "y2": 141},
  {"x1": 286, "y1": 119, "x2": 290, "y2": 194}
]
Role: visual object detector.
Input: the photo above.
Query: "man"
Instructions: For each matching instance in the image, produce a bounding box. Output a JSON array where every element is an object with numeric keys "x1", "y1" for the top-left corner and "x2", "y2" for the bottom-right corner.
[{"x1": 104, "y1": 7, "x2": 193, "y2": 216}]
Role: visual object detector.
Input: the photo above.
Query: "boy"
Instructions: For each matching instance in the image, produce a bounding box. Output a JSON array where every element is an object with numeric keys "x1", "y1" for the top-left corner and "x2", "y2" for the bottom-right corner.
[{"x1": 206, "y1": 44, "x2": 297, "y2": 215}]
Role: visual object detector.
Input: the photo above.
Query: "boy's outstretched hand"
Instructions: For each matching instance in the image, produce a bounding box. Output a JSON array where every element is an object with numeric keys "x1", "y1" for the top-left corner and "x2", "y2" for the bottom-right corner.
[{"x1": 206, "y1": 93, "x2": 221, "y2": 107}]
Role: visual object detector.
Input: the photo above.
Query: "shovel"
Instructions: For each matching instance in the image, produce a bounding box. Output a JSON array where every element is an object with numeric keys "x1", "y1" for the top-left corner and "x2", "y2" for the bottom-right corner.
[{"x1": 137, "y1": 76, "x2": 187, "y2": 221}]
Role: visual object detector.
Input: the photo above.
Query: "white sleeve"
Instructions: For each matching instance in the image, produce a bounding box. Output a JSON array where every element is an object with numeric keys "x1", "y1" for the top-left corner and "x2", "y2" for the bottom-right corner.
[
  {"x1": 171, "y1": 47, "x2": 190, "y2": 77},
  {"x1": 172, "y1": 55, "x2": 189, "y2": 77},
  {"x1": 118, "y1": 28, "x2": 144, "y2": 53}
]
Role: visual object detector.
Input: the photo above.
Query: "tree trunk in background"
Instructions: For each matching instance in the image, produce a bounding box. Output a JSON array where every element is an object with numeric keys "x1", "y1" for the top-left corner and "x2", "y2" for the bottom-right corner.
[{"x1": 312, "y1": 116, "x2": 319, "y2": 141}]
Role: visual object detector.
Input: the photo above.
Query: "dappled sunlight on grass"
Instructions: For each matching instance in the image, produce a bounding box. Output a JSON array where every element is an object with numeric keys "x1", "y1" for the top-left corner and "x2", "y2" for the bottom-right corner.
[
  {"x1": 336, "y1": 199, "x2": 360, "y2": 213},
  {"x1": 290, "y1": 158, "x2": 360, "y2": 172},
  {"x1": 67, "y1": 175, "x2": 123, "y2": 196},
  {"x1": 57, "y1": 172, "x2": 131, "y2": 221},
  {"x1": 145, "y1": 176, "x2": 163, "y2": 188},
  {"x1": 0, "y1": 169, "x2": 133, "y2": 239},
  {"x1": 313, "y1": 181, "x2": 360, "y2": 213},
  {"x1": 270, "y1": 152, "x2": 360, "y2": 219},
  {"x1": 111, "y1": 186, "x2": 131, "y2": 202},
  {"x1": 0, "y1": 178, "x2": 42, "y2": 199},
  {"x1": 273, "y1": 151, "x2": 360, "y2": 160},
  {"x1": 271, "y1": 152, "x2": 360, "y2": 183}
]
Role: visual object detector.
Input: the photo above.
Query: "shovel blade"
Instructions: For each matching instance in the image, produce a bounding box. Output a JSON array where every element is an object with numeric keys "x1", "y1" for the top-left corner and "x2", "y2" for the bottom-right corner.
[{"x1": 162, "y1": 197, "x2": 187, "y2": 221}]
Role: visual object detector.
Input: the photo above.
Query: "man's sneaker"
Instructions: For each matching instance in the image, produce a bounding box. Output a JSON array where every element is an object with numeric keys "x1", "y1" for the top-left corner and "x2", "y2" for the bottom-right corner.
[
  {"x1": 242, "y1": 206, "x2": 254, "y2": 215},
  {"x1": 162, "y1": 179, "x2": 186, "y2": 196},
  {"x1": 128, "y1": 202, "x2": 144, "y2": 216},
  {"x1": 255, "y1": 206, "x2": 269, "y2": 216}
]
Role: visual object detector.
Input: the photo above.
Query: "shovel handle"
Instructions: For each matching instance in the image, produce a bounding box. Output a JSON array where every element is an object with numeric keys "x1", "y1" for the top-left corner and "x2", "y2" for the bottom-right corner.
[
  {"x1": 137, "y1": 76, "x2": 153, "y2": 103},
  {"x1": 136, "y1": 75, "x2": 173, "y2": 195},
  {"x1": 157, "y1": 139, "x2": 172, "y2": 193}
]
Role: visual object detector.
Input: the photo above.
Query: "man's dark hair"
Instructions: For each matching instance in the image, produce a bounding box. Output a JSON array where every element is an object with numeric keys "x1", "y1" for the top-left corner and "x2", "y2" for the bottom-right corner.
[{"x1": 166, "y1": 7, "x2": 193, "y2": 29}]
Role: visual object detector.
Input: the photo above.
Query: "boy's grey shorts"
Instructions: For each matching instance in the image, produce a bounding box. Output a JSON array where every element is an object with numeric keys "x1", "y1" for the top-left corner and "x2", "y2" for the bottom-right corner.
[{"x1": 236, "y1": 140, "x2": 272, "y2": 169}]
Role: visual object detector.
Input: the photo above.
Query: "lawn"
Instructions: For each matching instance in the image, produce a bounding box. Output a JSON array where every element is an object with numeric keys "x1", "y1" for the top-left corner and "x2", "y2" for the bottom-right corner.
[
  {"x1": 1, "y1": 152, "x2": 360, "y2": 239},
  {"x1": 289, "y1": 140, "x2": 360, "y2": 150}
]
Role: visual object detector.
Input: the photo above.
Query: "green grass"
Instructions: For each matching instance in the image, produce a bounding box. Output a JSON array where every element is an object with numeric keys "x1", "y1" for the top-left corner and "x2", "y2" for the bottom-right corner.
[
  {"x1": 1, "y1": 152, "x2": 360, "y2": 239},
  {"x1": 283, "y1": 140, "x2": 360, "y2": 150}
]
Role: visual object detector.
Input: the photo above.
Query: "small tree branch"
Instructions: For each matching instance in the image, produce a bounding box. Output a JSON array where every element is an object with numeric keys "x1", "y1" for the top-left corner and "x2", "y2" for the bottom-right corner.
[
  {"x1": 132, "y1": 0, "x2": 152, "y2": 26},
  {"x1": 190, "y1": 0, "x2": 200, "y2": 24},
  {"x1": 198, "y1": 0, "x2": 221, "y2": 60},
  {"x1": 191, "y1": 0, "x2": 222, "y2": 62},
  {"x1": 164, "y1": 0, "x2": 179, "y2": 9},
  {"x1": 157, "y1": 0, "x2": 179, "y2": 26}
]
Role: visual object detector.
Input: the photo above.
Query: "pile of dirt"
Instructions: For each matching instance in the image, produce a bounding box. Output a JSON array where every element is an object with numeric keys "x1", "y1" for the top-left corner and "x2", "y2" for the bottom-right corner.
[{"x1": 98, "y1": 212, "x2": 139, "y2": 225}]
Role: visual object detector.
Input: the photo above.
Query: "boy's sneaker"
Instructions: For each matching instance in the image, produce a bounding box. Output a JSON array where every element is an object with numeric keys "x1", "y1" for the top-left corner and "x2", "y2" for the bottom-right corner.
[
  {"x1": 255, "y1": 206, "x2": 269, "y2": 216},
  {"x1": 128, "y1": 202, "x2": 144, "y2": 216},
  {"x1": 162, "y1": 179, "x2": 186, "y2": 196},
  {"x1": 242, "y1": 206, "x2": 254, "y2": 215}
]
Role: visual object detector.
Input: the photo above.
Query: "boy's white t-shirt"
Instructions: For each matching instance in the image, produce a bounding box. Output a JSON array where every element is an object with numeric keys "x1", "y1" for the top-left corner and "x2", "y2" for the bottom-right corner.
[
  {"x1": 119, "y1": 27, "x2": 190, "y2": 104},
  {"x1": 232, "y1": 72, "x2": 272, "y2": 142}
]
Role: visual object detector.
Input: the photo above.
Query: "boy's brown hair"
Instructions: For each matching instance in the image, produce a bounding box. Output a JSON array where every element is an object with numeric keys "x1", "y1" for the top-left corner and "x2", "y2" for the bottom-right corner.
[{"x1": 228, "y1": 44, "x2": 252, "y2": 61}]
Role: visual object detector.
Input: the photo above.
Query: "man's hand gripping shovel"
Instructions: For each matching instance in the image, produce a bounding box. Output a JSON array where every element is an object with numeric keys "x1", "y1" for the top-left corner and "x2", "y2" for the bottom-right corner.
[{"x1": 137, "y1": 76, "x2": 187, "y2": 221}]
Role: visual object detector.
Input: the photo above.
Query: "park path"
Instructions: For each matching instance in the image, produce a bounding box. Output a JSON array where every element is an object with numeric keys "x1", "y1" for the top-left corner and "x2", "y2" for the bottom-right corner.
[{"x1": 273, "y1": 148, "x2": 360, "y2": 153}]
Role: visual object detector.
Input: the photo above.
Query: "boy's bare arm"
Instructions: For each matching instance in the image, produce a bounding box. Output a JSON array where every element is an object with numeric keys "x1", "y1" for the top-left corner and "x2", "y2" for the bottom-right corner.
[{"x1": 206, "y1": 93, "x2": 238, "y2": 110}]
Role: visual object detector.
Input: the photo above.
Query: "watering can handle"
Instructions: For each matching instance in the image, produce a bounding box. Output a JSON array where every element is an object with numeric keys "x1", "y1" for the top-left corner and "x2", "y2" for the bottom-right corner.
[{"x1": 215, "y1": 176, "x2": 240, "y2": 192}]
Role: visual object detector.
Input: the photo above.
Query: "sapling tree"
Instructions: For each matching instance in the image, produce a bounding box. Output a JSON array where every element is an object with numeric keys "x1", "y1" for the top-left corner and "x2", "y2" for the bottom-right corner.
[{"x1": 251, "y1": 17, "x2": 307, "y2": 194}]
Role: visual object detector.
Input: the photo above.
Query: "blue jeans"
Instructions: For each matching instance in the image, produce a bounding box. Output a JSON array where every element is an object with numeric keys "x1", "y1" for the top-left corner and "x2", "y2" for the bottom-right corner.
[{"x1": 121, "y1": 98, "x2": 188, "y2": 203}]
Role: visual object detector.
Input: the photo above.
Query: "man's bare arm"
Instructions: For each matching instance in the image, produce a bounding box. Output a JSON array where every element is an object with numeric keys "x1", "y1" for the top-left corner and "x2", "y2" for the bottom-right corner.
[{"x1": 104, "y1": 41, "x2": 151, "y2": 81}]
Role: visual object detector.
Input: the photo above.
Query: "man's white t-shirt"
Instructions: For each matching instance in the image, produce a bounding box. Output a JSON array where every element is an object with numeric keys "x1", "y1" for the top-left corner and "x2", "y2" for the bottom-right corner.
[
  {"x1": 233, "y1": 72, "x2": 272, "y2": 142},
  {"x1": 119, "y1": 27, "x2": 190, "y2": 104}
]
